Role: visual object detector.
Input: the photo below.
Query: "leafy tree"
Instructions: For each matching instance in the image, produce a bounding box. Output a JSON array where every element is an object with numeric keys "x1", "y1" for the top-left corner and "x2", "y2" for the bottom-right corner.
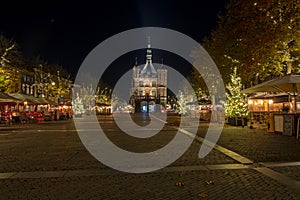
[
  {"x1": 188, "y1": 67, "x2": 209, "y2": 99},
  {"x1": 0, "y1": 66, "x2": 22, "y2": 93},
  {"x1": 0, "y1": 35, "x2": 73, "y2": 97},
  {"x1": 201, "y1": 0, "x2": 300, "y2": 85},
  {"x1": 34, "y1": 63, "x2": 72, "y2": 99},
  {"x1": 95, "y1": 80, "x2": 112, "y2": 105},
  {"x1": 0, "y1": 35, "x2": 24, "y2": 93}
]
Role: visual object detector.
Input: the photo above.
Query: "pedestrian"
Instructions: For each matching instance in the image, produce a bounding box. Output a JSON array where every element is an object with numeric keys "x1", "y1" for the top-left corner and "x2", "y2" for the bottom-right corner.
[{"x1": 54, "y1": 109, "x2": 58, "y2": 121}]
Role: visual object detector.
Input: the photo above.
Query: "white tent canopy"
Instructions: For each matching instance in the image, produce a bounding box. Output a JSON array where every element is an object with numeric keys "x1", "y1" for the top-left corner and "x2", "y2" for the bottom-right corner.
[{"x1": 242, "y1": 74, "x2": 300, "y2": 112}]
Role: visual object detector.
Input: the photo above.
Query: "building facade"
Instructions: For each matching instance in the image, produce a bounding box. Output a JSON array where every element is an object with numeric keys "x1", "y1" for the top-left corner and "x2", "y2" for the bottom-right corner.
[{"x1": 131, "y1": 39, "x2": 167, "y2": 112}]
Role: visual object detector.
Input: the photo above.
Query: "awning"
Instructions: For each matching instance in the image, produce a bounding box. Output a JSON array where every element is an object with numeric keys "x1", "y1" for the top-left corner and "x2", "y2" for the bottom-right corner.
[
  {"x1": 9, "y1": 93, "x2": 41, "y2": 105},
  {"x1": 0, "y1": 92, "x2": 18, "y2": 104},
  {"x1": 36, "y1": 97, "x2": 58, "y2": 105},
  {"x1": 242, "y1": 74, "x2": 300, "y2": 112},
  {"x1": 241, "y1": 74, "x2": 300, "y2": 93}
]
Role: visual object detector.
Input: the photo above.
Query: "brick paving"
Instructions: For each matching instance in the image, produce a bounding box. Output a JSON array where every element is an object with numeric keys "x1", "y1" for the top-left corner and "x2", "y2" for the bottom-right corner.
[
  {"x1": 0, "y1": 121, "x2": 236, "y2": 173},
  {"x1": 0, "y1": 115, "x2": 300, "y2": 199},
  {"x1": 1, "y1": 169, "x2": 300, "y2": 199},
  {"x1": 193, "y1": 124, "x2": 300, "y2": 163},
  {"x1": 269, "y1": 166, "x2": 300, "y2": 181}
]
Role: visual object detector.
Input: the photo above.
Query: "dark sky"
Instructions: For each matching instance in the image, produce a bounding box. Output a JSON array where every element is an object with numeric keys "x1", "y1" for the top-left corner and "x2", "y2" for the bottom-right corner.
[{"x1": 0, "y1": 0, "x2": 228, "y2": 82}]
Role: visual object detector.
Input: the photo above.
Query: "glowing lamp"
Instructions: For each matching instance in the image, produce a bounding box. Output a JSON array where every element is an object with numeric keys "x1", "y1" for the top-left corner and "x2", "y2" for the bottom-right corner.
[{"x1": 268, "y1": 99, "x2": 273, "y2": 104}]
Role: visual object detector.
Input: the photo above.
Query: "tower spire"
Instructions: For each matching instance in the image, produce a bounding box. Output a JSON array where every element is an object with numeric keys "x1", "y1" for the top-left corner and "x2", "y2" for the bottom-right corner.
[
  {"x1": 141, "y1": 37, "x2": 156, "y2": 75},
  {"x1": 147, "y1": 36, "x2": 151, "y2": 48},
  {"x1": 160, "y1": 58, "x2": 164, "y2": 69},
  {"x1": 146, "y1": 36, "x2": 152, "y2": 62}
]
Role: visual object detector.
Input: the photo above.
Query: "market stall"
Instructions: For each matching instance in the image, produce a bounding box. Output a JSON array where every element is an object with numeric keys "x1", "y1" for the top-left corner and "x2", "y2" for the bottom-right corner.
[
  {"x1": 242, "y1": 74, "x2": 300, "y2": 136},
  {"x1": 0, "y1": 92, "x2": 18, "y2": 124}
]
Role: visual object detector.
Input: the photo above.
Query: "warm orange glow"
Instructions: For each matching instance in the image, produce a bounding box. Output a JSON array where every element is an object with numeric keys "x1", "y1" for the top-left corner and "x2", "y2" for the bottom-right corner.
[{"x1": 268, "y1": 99, "x2": 273, "y2": 104}]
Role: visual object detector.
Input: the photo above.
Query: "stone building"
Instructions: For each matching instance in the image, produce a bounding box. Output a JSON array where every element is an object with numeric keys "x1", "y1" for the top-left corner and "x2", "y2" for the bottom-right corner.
[{"x1": 131, "y1": 39, "x2": 167, "y2": 112}]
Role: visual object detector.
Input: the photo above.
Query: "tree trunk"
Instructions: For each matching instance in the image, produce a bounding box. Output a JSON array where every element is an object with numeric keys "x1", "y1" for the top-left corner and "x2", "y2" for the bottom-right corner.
[{"x1": 286, "y1": 61, "x2": 292, "y2": 74}]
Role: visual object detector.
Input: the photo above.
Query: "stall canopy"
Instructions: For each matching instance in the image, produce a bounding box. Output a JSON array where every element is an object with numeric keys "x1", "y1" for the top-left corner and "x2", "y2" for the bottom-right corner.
[
  {"x1": 241, "y1": 74, "x2": 300, "y2": 93},
  {"x1": 36, "y1": 97, "x2": 57, "y2": 106},
  {"x1": 0, "y1": 92, "x2": 19, "y2": 104},
  {"x1": 241, "y1": 74, "x2": 300, "y2": 112},
  {"x1": 9, "y1": 93, "x2": 41, "y2": 105}
]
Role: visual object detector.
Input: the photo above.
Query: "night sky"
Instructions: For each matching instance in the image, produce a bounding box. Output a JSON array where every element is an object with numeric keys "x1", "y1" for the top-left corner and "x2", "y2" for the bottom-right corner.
[{"x1": 0, "y1": 0, "x2": 228, "y2": 84}]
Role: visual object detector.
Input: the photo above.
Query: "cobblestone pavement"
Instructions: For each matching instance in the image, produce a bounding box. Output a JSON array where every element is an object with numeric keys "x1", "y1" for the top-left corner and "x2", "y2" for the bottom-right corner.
[
  {"x1": 193, "y1": 124, "x2": 300, "y2": 162},
  {"x1": 269, "y1": 166, "x2": 300, "y2": 181},
  {"x1": 1, "y1": 169, "x2": 299, "y2": 200},
  {"x1": 0, "y1": 114, "x2": 300, "y2": 199}
]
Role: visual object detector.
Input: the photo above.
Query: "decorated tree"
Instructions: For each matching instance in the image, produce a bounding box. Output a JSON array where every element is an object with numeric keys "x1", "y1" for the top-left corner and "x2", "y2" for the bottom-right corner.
[
  {"x1": 201, "y1": 0, "x2": 300, "y2": 85},
  {"x1": 0, "y1": 35, "x2": 23, "y2": 93},
  {"x1": 0, "y1": 66, "x2": 21, "y2": 93},
  {"x1": 33, "y1": 63, "x2": 72, "y2": 102},
  {"x1": 224, "y1": 67, "x2": 248, "y2": 118},
  {"x1": 0, "y1": 34, "x2": 23, "y2": 68},
  {"x1": 177, "y1": 90, "x2": 188, "y2": 115},
  {"x1": 95, "y1": 85, "x2": 111, "y2": 105},
  {"x1": 72, "y1": 93, "x2": 85, "y2": 117}
]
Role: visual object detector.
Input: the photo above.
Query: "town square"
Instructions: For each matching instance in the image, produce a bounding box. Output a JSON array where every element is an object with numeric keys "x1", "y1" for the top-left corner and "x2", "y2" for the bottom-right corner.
[{"x1": 1, "y1": 0, "x2": 300, "y2": 199}]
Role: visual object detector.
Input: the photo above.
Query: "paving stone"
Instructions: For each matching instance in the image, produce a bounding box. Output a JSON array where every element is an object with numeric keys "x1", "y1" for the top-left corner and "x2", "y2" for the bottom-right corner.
[
  {"x1": 1, "y1": 169, "x2": 299, "y2": 199},
  {"x1": 193, "y1": 125, "x2": 300, "y2": 163},
  {"x1": 1, "y1": 115, "x2": 300, "y2": 199},
  {"x1": 269, "y1": 166, "x2": 300, "y2": 181}
]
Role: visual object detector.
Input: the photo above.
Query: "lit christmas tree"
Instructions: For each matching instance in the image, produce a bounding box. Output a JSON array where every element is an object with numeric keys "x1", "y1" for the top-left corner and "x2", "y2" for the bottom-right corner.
[
  {"x1": 177, "y1": 90, "x2": 188, "y2": 115},
  {"x1": 225, "y1": 67, "x2": 248, "y2": 118},
  {"x1": 72, "y1": 93, "x2": 85, "y2": 117}
]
